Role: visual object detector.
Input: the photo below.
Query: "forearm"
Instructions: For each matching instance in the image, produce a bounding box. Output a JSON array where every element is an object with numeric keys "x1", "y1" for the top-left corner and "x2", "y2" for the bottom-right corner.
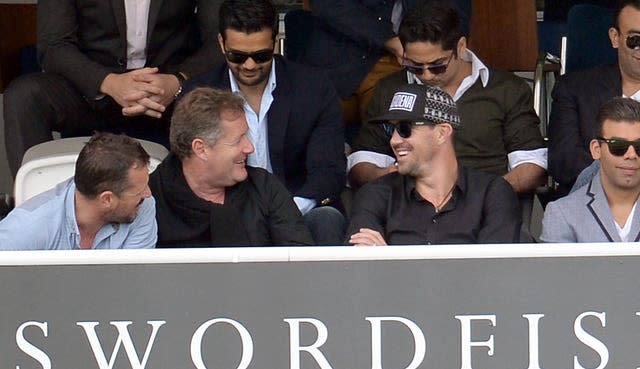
[{"x1": 503, "y1": 163, "x2": 546, "y2": 194}]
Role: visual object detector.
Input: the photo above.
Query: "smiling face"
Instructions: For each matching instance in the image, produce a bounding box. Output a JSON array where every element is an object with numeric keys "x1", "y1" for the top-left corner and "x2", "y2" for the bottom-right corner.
[
  {"x1": 591, "y1": 119, "x2": 640, "y2": 192},
  {"x1": 610, "y1": 5, "x2": 640, "y2": 83},
  {"x1": 204, "y1": 109, "x2": 255, "y2": 188},
  {"x1": 218, "y1": 28, "x2": 275, "y2": 89},
  {"x1": 389, "y1": 121, "x2": 441, "y2": 178},
  {"x1": 106, "y1": 164, "x2": 151, "y2": 224}
]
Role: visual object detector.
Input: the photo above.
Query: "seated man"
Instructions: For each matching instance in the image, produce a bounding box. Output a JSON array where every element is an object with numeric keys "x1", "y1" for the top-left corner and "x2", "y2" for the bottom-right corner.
[
  {"x1": 150, "y1": 87, "x2": 314, "y2": 247},
  {"x1": 0, "y1": 133, "x2": 156, "y2": 250},
  {"x1": 348, "y1": 1, "x2": 546, "y2": 195},
  {"x1": 549, "y1": 0, "x2": 640, "y2": 196},
  {"x1": 3, "y1": 0, "x2": 222, "y2": 177},
  {"x1": 182, "y1": 0, "x2": 346, "y2": 245},
  {"x1": 347, "y1": 84, "x2": 521, "y2": 245},
  {"x1": 542, "y1": 97, "x2": 640, "y2": 242}
]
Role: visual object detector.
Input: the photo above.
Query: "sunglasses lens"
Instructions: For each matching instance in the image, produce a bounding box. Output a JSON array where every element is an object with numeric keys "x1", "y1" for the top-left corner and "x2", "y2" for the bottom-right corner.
[
  {"x1": 252, "y1": 51, "x2": 274, "y2": 63},
  {"x1": 627, "y1": 35, "x2": 640, "y2": 50},
  {"x1": 225, "y1": 52, "x2": 248, "y2": 64},
  {"x1": 427, "y1": 64, "x2": 448, "y2": 75},
  {"x1": 603, "y1": 139, "x2": 636, "y2": 156},
  {"x1": 396, "y1": 121, "x2": 413, "y2": 138}
]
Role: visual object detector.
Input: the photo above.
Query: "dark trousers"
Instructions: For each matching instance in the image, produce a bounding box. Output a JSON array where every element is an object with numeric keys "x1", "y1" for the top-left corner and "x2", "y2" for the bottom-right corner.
[{"x1": 3, "y1": 72, "x2": 170, "y2": 176}]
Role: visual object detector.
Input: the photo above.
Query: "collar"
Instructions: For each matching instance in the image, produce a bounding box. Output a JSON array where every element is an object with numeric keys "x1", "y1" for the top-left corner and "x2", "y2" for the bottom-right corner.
[
  {"x1": 65, "y1": 180, "x2": 81, "y2": 238},
  {"x1": 228, "y1": 60, "x2": 277, "y2": 97},
  {"x1": 403, "y1": 165, "x2": 468, "y2": 201}
]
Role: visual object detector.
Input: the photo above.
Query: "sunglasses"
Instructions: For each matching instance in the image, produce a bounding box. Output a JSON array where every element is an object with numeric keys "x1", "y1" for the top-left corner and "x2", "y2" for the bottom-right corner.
[
  {"x1": 402, "y1": 53, "x2": 454, "y2": 75},
  {"x1": 383, "y1": 120, "x2": 432, "y2": 138},
  {"x1": 597, "y1": 137, "x2": 640, "y2": 156},
  {"x1": 627, "y1": 34, "x2": 640, "y2": 50},
  {"x1": 224, "y1": 49, "x2": 274, "y2": 64}
]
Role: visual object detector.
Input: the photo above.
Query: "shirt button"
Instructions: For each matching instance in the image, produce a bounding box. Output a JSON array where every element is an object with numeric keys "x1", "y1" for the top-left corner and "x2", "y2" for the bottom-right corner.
[
  {"x1": 427, "y1": 241, "x2": 432, "y2": 245},
  {"x1": 378, "y1": 16, "x2": 382, "y2": 21},
  {"x1": 432, "y1": 219, "x2": 437, "y2": 224}
]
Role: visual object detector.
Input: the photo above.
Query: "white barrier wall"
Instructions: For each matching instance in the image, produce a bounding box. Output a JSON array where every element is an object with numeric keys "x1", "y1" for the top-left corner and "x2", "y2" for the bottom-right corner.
[{"x1": 3, "y1": 244, "x2": 640, "y2": 369}]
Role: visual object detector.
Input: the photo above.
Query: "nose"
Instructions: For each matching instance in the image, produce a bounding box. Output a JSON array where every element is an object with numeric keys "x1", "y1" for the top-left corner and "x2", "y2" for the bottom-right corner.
[
  {"x1": 244, "y1": 136, "x2": 255, "y2": 154},
  {"x1": 389, "y1": 127, "x2": 403, "y2": 146},
  {"x1": 142, "y1": 185, "x2": 152, "y2": 198},
  {"x1": 242, "y1": 57, "x2": 258, "y2": 69},
  {"x1": 624, "y1": 144, "x2": 640, "y2": 158}
]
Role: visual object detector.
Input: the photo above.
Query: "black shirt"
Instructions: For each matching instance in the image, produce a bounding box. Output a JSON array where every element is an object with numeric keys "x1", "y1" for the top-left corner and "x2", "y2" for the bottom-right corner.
[{"x1": 346, "y1": 167, "x2": 521, "y2": 245}]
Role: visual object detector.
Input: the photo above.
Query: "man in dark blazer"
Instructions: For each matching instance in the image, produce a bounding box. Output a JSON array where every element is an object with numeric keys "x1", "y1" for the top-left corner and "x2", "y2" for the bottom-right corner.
[
  {"x1": 298, "y1": 0, "x2": 471, "y2": 125},
  {"x1": 3, "y1": 0, "x2": 222, "y2": 176},
  {"x1": 182, "y1": 0, "x2": 347, "y2": 245},
  {"x1": 549, "y1": 0, "x2": 640, "y2": 196}
]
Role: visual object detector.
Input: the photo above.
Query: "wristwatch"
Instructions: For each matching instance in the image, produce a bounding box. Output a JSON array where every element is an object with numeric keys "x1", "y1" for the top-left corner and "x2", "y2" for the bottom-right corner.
[{"x1": 173, "y1": 72, "x2": 186, "y2": 98}]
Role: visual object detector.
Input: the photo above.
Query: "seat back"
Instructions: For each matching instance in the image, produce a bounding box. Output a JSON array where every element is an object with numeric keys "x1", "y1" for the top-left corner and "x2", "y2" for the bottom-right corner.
[
  {"x1": 562, "y1": 4, "x2": 617, "y2": 74},
  {"x1": 14, "y1": 137, "x2": 168, "y2": 206}
]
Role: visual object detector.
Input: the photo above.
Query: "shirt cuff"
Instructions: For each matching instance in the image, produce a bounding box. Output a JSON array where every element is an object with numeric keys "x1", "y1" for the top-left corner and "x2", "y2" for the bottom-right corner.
[
  {"x1": 346, "y1": 151, "x2": 396, "y2": 188},
  {"x1": 294, "y1": 197, "x2": 317, "y2": 215},
  {"x1": 507, "y1": 148, "x2": 548, "y2": 170}
]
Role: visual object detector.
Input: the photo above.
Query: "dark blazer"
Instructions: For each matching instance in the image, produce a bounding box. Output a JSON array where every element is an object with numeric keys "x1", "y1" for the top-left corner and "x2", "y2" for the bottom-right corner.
[
  {"x1": 548, "y1": 64, "x2": 621, "y2": 195},
  {"x1": 37, "y1": 0, "x2": 222, "y2": 99},
  {"x1": 300, "y1": 0, "x2": 472, "y2": 98},
  {"x1": 183, "y1": 56, "x2": 347, "y2": 206}
]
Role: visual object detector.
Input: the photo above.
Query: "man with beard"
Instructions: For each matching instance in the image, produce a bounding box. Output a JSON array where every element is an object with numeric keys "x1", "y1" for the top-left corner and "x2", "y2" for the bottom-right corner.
[
  {"x1": 181, "y1": 0, "x2": 346, "y2": 245},
  {"x1": 0, "y1": 133, "x2": 156, "y2": 250},
  {"x1": 542, "y1": 98, "x2": 640, "y2": 242},
  {"x1": 150, "y1": 87, "x2": 314, "y2": 247},
  {"x1": 347, "y1": 84, "x2": 521, "y2": 245},
  {"x1": 348, "y1": 1, "x2": 546, "y2": 196}
]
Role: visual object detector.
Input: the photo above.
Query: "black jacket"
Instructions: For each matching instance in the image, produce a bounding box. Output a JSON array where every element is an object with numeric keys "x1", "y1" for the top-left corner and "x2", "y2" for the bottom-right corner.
[{"x1": 150, "y1": 154, "x2": 314, "y2": 247}]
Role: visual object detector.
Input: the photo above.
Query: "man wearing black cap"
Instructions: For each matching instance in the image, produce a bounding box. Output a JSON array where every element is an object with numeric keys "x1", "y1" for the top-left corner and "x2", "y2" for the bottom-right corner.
[{"x1": 347, "y1": 84, "x2": 521, "y2": 245}]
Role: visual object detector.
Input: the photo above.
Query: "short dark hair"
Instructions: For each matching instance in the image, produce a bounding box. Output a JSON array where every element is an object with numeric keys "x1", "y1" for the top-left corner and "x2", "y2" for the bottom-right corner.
[
  {"x1": 398, "y1": 0, "x2": 462, "y2": 52},
  {"x1": 74, "y1": 133, "x2": 150, "y2": 198},
  {"x1": 614, "y1": 0, "x2": 640, "y2": 29},
  {"x1": 595, "y1": 97, "x2": 640, "y2": 136},
  {"x1": 170, "y1": 87, "x2": 245, "y2": 160},
  {"x1": 219, "y1": 0, "x2": 278, "y2": 40}
]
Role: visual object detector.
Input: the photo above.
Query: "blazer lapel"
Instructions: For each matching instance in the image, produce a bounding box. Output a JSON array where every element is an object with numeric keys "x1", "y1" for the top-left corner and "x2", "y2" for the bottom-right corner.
[
  {"x1": 146, "y1": 0, "x2": 164, "y2": 46},
  {"x1": 586, "y1": 175, "x2": 620, "y2": 241},
  {"x1": 111, "y1": 0, "x2": 127, "y2": 46},
  {"x1": 267, "y1": 57, "x2": 290, "y2": 179}
]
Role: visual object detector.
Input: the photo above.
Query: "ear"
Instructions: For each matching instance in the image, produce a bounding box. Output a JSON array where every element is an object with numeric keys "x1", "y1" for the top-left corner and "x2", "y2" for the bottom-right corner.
[
  {"x1": 609, "y1": 27, "x2": 620, "y2": 49},
  {"x1": 590, "y1": 139, "x2": 602, "y2": 160},
  {"x1": 457, "y1": 36, "x2": 467, "y2": 57},
  {"x1": 437, "y1": 123, "x2": 454, "y2": 144},
  {"x1": 192, "y1": 138, "x2": 208, "y2": 160},
  {"x1": 217, "y1": 33, "x2": 226, "y2": 54},
  {"x1": 98, "y1": 191, "x2": 116, "y2": 209}
]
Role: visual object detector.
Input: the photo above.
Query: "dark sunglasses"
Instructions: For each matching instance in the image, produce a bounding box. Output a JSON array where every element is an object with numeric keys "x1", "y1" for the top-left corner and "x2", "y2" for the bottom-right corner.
[
  {"x1": 224, "y1": 49, "x2": 274, "y2": 64},
  {"x1": 383, "y1": 120, "x2": 432, "y2": 138},
  {"x1": 597, "y1": 137, "x2": 640, "y2": 156},
  {"x1": 402, "y1": 53, "x2": 454, "y2": 75},
  {"x1": 627, "y1": 34, "x2": 640, "y2": 50}
]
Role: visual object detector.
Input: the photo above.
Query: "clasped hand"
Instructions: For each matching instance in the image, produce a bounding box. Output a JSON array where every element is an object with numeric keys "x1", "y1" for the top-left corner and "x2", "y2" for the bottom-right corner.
[{"x1": 100, "y1": 67, "x2": 181, "y2": 118}]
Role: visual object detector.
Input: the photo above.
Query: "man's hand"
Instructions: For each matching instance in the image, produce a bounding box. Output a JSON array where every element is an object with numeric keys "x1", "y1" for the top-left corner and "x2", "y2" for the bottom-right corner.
[
  {"x1": 349, "y1": 228, "x2": 388, "y2": 246},
  {"x1": 99, "y1": 68, "x2": 165, "y2": 113},
  {"x1": 122, "y1": 72, "x2": 182, "y2": 118}
]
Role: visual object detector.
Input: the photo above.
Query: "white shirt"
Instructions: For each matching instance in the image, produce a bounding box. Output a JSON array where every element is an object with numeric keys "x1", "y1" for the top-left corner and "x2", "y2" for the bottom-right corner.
[
  {"x1": 615, "y1": 199, "x2": 638, "y2": 241},
  {"x1": 124, "y1": 0, "x2": 151, "y2": 69}
]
